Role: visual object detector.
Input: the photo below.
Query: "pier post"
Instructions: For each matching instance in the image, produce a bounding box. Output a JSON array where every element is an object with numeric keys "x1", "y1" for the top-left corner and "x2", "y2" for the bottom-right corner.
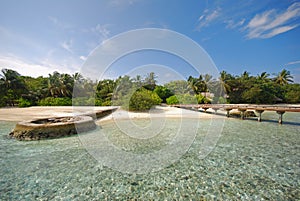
[
  {"x1": 225, "y1": 109, "x2": 232, "y2": 118},
  {"x1": 202, "y1": 107, "x2": 208, "y2": 113},
  {"x1": 255, "y1": 110, "x2": 264, "y2": 122},
  {"x1": 238, "y1": 109, "x2": 247, "y2": 120},
  {"x1": 276, "y1": 111, "x2": 285, "y2": 124}
]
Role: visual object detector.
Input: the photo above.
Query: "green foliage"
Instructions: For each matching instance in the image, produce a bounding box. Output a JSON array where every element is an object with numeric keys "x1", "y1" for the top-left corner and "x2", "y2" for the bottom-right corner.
[
  {"x1": 166, "y1": 95, "x2": 179, "y2": 105},
  {"x1": 285, "y1": 91, "x2": 300, "y2": 103},
  {"x1": 101, "y1": 100, "x2": 112, "y2": 106},
  {"x1": 164, "y1": 80, "x2": 192, "y2": 95},
  {"x1": 166, "y1": 94, "x2": 197, "y2": 105},
  {"x1": 217, "y1": 97, "x2": 227, "y2": 104},
  {"x1": 123, "y1": 88, "x2": 162, "y2": 111},
  {"x1": 72, "y1": 97, "x2": 102, "y2": 106},
  {"x1": 38, "y1": 97, "x2": 72, "y2": 106},
  {"x1": 143, "y1": 72, "x2": 157, "y2": 91},
  {"x1": 0, "y1": 69, "x2": 27, "y2": 106},
  {"x1": 284, "y1": 84, "x2": 300, "y2": 103},
  {"x1": 18, "y1": 98, "x2": 32, "y2": 107},
  {"x1": 47, "y1": 71, "x2": 74, "y2": 98},
  {"x1": 1, "y1": 67, "x2": 300, "y2": 108},
  {"x1": 96, "y1": 79, "x2": 116, "y2": 103},
  {"x1": 274, "y1": 69, "x2": 293, "y2": 85},
  {"x1": 196, "y1": 94, "x2": 211, "y2": 104},
  {"x1": 153, "y1": 85, "x2": 173, "y2": 102}
]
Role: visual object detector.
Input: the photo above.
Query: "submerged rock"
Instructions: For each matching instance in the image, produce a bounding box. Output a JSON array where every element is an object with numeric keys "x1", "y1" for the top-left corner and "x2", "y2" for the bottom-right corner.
[{"x1": 9, "y1": 116, "x2": 96, "y2": 141}]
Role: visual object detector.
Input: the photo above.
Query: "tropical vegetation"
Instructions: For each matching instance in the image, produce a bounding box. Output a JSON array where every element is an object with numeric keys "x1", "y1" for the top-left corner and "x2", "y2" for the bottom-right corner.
[{"x1": 0, "y1": 68, "x2": 299, "y2": 110}]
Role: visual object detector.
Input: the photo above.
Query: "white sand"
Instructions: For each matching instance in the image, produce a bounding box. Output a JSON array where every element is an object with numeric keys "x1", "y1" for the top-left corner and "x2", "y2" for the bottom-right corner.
[
  {"x1": 0, "y1": 106, "x2": 224, "y2": 122},
  {"x1": 0, "y1": 106, "x2": 115, "y2": 121},
  {"x1": 98, "y1": 106, "x2": 221, "y2": 122}
]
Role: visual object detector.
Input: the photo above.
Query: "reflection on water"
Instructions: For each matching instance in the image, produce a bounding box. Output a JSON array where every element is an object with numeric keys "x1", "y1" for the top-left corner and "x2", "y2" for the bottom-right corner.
[{"x1": 0, "y1": 113, "x2": 299, "y2": 200}]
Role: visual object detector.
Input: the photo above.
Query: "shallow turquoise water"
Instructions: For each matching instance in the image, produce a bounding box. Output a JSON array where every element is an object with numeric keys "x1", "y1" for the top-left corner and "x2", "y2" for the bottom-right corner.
[{"x1": 0, "y1": 113, "x2": 299, "y2": 200}]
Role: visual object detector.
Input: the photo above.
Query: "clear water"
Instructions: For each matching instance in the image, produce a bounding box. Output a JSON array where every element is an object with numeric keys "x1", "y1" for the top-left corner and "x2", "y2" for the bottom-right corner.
[{"x1": 0, "y1": 113, "x2": 299, "y2": 200}]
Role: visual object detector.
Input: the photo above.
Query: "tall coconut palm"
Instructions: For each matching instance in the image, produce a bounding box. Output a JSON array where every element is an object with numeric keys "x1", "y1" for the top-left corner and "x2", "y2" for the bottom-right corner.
[
  {"x1": 60, "y1": 73, "x2": 74, "y2": 97},
  {"x1": 133, "y1": 75, "x2": 143, "y2": 88},
  {"x1": 72, "y1": 72, "x2": 84, "y2": 84},
  {"x1": 0, "y1": 68, "x2": 23, "y2": 90},
  {"x1": 48, "y1": 72, "x2": 61, "y2": 97},
  {"x1": 274, "y1": 69, "x2": 293, "y2": 85},
  {"x1": 219, "y1": 71, "x2": 231, "y2": 94},
  {"x1": 257, "y1": 72, "x2": 270, "y2": 82},
  {"x1": 241, "y1": 71, "x2": 250, "y2": 80},
  {"x1": 48, "y1": 72, "x2": 73, "y2": 97},
  {"x1": 144, "y1": 72, "x2": 157, "y2": 90},
  {"x1": 187, "y1": 75, "x2": 199, "y2": 94}
]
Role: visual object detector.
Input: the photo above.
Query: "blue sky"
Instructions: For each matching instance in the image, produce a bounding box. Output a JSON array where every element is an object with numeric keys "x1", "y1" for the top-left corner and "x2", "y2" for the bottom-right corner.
[{"x1": 0, "y1": 0, "x2": 300, "y2": 82}]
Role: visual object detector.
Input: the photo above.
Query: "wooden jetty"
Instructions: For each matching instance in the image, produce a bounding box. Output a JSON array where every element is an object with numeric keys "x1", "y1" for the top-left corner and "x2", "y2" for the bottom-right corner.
[{"x1": 172, "y1": 104, "x2": 300, "y2": 124}]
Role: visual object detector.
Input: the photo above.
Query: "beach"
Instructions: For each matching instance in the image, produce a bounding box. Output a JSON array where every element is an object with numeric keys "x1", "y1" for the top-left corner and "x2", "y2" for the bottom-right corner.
[{"x1": 0, "y1": 105, "x2": 222, "y2": 122}]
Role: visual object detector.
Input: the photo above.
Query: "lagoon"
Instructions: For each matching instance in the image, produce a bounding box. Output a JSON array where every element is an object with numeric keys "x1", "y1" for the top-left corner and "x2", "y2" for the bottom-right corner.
[{"x1": 0, "y1": 112, "x2": 299, "y2": 200}]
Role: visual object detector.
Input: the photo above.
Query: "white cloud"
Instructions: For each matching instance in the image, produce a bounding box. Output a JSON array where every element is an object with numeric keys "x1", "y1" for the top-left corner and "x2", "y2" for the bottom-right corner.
[
  {"x1": 245, "y1": 2, "x2": 300, "y2": 39},
  {"x1": 79, "y1": 56, "x2": 87, "y2": 61},
  {"x1": 262, "y1": 24, "x2": 298, "y2": 38},
  {"x1": 0, "y1": 54, "x2": 81, "y2": 77},
  {"x1": 0, "y1": 55, "x2": 56, "y2": 77},
  {"x1": 197, "y1": 8, "x2": 221, "y2": 30},
  {"x1": 286, "y1": 60, "x2": 300, "y2": 65}
]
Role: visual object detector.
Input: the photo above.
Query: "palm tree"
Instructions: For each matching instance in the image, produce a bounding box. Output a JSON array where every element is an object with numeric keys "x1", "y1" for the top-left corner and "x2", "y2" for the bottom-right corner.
[
  {"x1": 144, "y1": 72, "x2": 157, "y2": 90},
  {"x1": 241, "y1": 71, "x2": 250, "y2": 80},
  {"x1": 72, "y1": 72, "x2": 84, "y2": 84},
  {"x1": 274, "y1": 69, "x2": 293, "y2": 85},
  {"x1": 133, "y1": 75, "x2": 143, "y2": 88},
  {"x1": 48, "y1": 72, "x2": 73, "y2": 97},
  {"x1": 203, "y1": 74, "x2": 212, "y2": 83},
  {"x1": 0, "y1": 68, "x2": 26, "y2": 106},
  {"x1": 257, "y1": 72, "x2": 270, "y2": 82},
  {"x1": 187, "y1": 76, "x2": 199, "y2": 94},
  {"x1": 60, "y1": 73, "x2": 73, "y2": 97},
  {"x1": 219, "y1": 71, "x2": 231, "y2": 94},
  {"x1": 0, "y1": 68, "x2": 22, "y2": 90}
]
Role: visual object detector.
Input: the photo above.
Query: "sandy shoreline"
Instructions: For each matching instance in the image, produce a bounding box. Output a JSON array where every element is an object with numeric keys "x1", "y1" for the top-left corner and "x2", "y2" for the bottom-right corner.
[
  {"x1": 1, "y1": 104, "x2": 300, "y2": 122},
  {"x1": 0, "y1": 106, "x2": 223, "y2": 122}
]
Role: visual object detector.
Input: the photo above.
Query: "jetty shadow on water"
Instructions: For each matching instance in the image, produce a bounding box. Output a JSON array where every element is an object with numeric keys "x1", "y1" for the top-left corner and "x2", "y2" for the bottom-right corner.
[
  {"x1": 197, "y1": 110, "x2": 300, "y2": 126},
  {"x1": 244, "y1": 117, "x2": 300, "y2": 126}
]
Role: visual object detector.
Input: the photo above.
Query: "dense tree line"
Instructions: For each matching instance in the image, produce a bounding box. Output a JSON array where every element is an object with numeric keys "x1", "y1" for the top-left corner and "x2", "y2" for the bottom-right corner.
[{"x1": 0, "y1": 68, "x2": 299, "y2": 110}]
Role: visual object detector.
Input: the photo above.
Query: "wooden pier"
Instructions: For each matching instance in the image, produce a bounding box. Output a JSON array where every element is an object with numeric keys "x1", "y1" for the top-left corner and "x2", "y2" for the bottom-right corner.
[{"x1": 172, "y1": 104, "x2": 300, "y2": 124}]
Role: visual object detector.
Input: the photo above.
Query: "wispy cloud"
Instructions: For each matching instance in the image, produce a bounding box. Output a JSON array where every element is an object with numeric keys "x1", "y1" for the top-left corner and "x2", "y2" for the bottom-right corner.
[
  {"x1": 0, "y1": 54, "x2": 81, "y2": 77},
  {"x1": 93, "y1": 24, "x2": 110, "y2": 40},
  {"x1": 108, "y1": 0, "x2": 139, "y2": 7},
  {"x1": 0, "y1": 54, "x2": 58, "y2": 77},
  {"x1": 61, "y1": 39, "x2": 73, "y2": 53},
  {"x1": 286, "y1": 60, "x2": 300, "y2": 65},
  {"x1": 245, "y1": 2, "x2": 300, "y2": 39},
  {"x1": 48, "y1": 16, "x2": 72, "y2": 30},
  {"x1": 225, "y1": 18, "x2": 245, "y2": 29},
  {"x1": 197, "y1": 8, "x2": 221, "y2": 30}
]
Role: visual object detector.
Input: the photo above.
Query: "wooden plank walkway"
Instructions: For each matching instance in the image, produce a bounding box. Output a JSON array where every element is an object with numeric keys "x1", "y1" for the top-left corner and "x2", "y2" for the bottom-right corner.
[{"x1": 172, "y1": 104, "x2": 300, "y2": 124}]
